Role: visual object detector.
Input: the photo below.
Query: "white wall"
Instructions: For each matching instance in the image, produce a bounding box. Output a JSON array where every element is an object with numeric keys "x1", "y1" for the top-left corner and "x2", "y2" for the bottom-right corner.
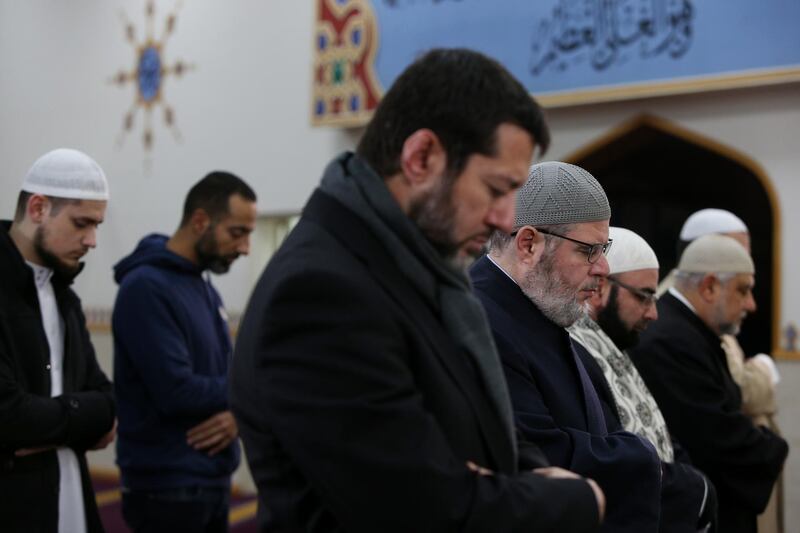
[{"x1": 0, "y1": 0, "x2": 357, "y2": 313}]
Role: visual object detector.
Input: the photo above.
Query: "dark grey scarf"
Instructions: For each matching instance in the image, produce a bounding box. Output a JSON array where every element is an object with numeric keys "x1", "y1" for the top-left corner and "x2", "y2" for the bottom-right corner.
[{"x1": 319, "y1": 152, "x2": 517, "y2": 462}]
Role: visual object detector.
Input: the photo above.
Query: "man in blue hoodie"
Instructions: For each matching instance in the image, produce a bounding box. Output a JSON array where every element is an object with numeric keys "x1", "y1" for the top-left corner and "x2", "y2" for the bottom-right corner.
[{"x1": 112, "y1": 172, "x2": 256, "y2": 533}]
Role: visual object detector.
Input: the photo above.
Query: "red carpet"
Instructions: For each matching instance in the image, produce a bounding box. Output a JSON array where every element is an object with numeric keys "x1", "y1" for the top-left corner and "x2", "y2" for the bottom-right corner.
[{"x1": 92, "y1": 471, "x2": 258, "y2": 532}]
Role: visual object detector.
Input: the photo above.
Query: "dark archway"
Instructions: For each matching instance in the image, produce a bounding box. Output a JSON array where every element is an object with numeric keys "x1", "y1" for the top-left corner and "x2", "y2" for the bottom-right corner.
[{"x1": 567, "y1": 114, "x2": 780, "y2": 356}]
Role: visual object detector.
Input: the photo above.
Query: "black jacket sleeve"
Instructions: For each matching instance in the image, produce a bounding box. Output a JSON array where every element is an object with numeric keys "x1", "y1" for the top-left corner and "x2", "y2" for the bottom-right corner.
[{"x1": 0, "y1": 303, "x2": 113, "y2": 452}]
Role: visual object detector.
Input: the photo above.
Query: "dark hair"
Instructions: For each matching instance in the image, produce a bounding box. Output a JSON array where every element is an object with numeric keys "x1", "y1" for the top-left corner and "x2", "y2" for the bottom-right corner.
[
  {"x1": 14, "y1": 191, "x2": 79, "y2": 222},
  {"x1": 180, "y1": 171, "x2": 256, "y2": 226},
  {"x1": 357, "y1": 48, "x2": 550, "y2": 179}
]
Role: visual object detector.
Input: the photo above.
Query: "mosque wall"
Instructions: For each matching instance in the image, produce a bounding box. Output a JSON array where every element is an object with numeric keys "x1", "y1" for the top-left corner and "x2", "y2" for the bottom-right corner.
[{"x1": 2, "y1": 0, "x2": 799, "y2": 513}]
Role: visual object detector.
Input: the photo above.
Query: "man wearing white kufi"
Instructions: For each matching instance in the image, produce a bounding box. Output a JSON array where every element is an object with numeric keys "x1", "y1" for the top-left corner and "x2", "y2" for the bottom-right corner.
[
  {"x1": 659, "y1": 208, "x2": 783, "y2": 532},
  {"x1": 631, "y1": 235, "x2": 788, "y2": 533},
  {"x1": 657, "y1": 208, "x2": 750, "y2": 297},
  {"x1": 0, "y1": 148, "x2": 116, "y2": 533},
  {"x1": 571, "y1": 227, "x2": 716, "y2": 532}
]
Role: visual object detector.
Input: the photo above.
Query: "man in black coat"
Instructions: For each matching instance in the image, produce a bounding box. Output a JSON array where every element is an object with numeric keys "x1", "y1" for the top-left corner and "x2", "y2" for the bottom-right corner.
[
  {"x1": 230, "y1": 49, "x2": 604, "y2": 532},
  {"x1": 630, "y1": 234, "x2": 788, "y2": 533},
  {"x1": 471, "y1": 162, "x2": 662, "y2": 533},
  {"x1": 0, "y1": 149, "x2": 116, "y2": 533}
]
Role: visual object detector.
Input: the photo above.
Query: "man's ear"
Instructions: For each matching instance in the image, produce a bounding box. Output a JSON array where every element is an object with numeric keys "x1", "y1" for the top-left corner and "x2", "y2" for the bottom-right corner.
[
  {"x1": 514, "y1": 226, "x2": 546, "y2": 266},
  {"x1": 189, "y1": 208, "x2": 211, "y2": 234},
  {"x1": 698, "y1": 274, "x2": 720, "y2": 303},
  {"x1": 27, "y1": 194, "x2": 50, "y2": 223},
  {"x1": 399, "y1": 129, "x2": 447, "y2": 188}
]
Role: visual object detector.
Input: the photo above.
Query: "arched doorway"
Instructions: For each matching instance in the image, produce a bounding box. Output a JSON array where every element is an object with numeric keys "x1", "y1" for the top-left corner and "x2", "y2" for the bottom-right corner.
[{"x1": 566, "y1": 114, "x2": 781, "y2": 356}]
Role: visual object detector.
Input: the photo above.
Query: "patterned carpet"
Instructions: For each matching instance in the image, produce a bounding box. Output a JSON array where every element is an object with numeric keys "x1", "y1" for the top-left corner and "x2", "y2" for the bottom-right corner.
[{"x1": 91, "y1": 471, "x2": 258, "y2": 532}]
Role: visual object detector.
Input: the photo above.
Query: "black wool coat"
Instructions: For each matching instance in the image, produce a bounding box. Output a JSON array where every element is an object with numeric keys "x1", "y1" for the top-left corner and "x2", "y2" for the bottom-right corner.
[
  {"x1": 630, "y1": 293, "x2": 788, "y2": 533},
  {"x1": 230, "y1": 188, "x2": 600, "y2": 533},
  {"x1": 470, "y1": 256, "x2": 662, "y2": 533},
  {"x1": 0, "y1": 221, "x2": 115, "y2": 533}
]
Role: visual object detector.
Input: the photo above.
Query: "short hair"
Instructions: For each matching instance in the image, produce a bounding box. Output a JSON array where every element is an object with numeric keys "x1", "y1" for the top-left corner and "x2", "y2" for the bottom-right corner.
[
  {"x1": 674, "y1": 271, "x2": 736, "y2": 292},
  {"x1": 14, "y1": 191, "x2": 79, "y2": 222},
  {"x1": 357, "y1": 48, "x2": 549, "y2": 180},
  {"x1": 488, "y1": 223, "x2": 573, "y2": 255},
  {"x1": 180, "y1": 171, "x2": 256, "y2": 226}
]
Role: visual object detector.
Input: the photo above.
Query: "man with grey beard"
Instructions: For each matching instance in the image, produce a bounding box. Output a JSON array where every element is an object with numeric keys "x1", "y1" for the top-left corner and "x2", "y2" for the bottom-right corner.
[
  {"x1": 471, "y1": 161, "x2": 662, "y2": 533},
  {"x1": 630, "y1": 234, "x2": 787, "y2": 533}
]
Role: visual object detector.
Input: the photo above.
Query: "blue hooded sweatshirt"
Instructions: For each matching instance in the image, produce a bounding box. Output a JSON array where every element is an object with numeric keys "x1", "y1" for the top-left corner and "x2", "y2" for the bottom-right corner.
[{"x1": 112, "y1": 234, "x2": 240, "y2": 490}]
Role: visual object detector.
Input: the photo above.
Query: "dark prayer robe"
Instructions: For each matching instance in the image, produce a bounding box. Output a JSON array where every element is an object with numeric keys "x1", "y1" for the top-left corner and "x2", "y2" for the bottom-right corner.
[
  {"x1": 630, "y1": 292, "x2": 788, "y2": 533},
  {"x1": 471, "y1": 256, "x2": 662, "y2": 533}
]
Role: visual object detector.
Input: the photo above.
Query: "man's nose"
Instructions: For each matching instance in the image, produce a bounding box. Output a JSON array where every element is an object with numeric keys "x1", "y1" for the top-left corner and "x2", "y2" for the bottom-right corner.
[
  {"x1": 486, "y1": 193, "x2": 515, "y2": 234},
  {"x1": 590, "y1": 254, "x2": 610, "y2": 278}
]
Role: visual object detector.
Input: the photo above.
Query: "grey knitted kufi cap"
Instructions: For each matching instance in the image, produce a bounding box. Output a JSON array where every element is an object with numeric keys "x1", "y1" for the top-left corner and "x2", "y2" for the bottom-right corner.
[{"x1": 514, "y1": 161, "x2": 610, "y2": 229}]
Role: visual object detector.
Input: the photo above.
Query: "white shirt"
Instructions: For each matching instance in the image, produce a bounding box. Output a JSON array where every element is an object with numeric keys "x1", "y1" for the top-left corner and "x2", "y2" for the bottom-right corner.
[{"x1": 28, "y1": 262, "x2": 87, "y2": 533}]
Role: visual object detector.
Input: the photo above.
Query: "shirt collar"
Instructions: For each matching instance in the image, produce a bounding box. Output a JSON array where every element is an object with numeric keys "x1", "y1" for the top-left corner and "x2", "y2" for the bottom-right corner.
[
  {"x1": 486, "y1": 254, "x2": 519, "y2": 286},
  {"x1": 668, "y1": 286, "x2": 697, "y2": 314},
  {"x1": 26, "y1": 260, "x2": 54, "y2": 289}
]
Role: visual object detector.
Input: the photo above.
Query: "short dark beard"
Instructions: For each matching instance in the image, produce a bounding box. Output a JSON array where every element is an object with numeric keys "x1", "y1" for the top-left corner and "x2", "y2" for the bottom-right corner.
[
  {"x1": 407, "y1": 175, "x2": 459, "y2": 260},
  {"x1": 596, "y1": 286, "x2": 640, "y2": 351},
  {"x1": 194, "y1": 227, "x2": 234, "y2": 274},
  {"x1": 33, "y1": 225, "x2": 80, "y2": 278}
]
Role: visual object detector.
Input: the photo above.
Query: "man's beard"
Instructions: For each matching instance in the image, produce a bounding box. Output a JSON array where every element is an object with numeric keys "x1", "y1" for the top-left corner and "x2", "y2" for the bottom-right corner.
[
  {"x1": 596, "y1": 286, "x2": 641, "y2": 351},
  {"x1": 194, "y1": 228, "x2": 237, "y2": 274},
  {"x1": 33, "y1": 225, "x2": 81, "y2": 278},
  {"x1": 408, "y1": 175, "x2": 460, "y2": 260},
  {"x1": 520, "y1": 252, "x2": 587, "y2": 327},
  {"x1": 407, "y1": 175, "x2": 483, "y2": 271},
  {"x1": 713, "y1": 300, "x2": 742, "y2": 336}
]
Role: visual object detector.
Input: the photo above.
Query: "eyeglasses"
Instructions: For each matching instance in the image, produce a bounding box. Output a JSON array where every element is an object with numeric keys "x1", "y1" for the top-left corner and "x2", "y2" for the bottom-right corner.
[
  {"x1": 536, "y1": 229, "x2": 612, "y2": 264},
  {"x1": 607, "y1": 276, "x2": 658, "y2": 306}
]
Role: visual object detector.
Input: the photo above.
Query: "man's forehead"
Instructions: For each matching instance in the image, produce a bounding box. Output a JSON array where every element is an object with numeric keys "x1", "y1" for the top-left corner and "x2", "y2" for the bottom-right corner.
[
  {"x1": 62, "y1": 199, "x2": 107, "y2": 218},
  {"x1": 733, "y1": 272, "x2": 755, "y2": 286},
  {"x1": 615, "y1": 268, "x2": 659, "y2": 286},
  {"x1": 221, "y1": 196, "x2": 256, "y2": 224},
  {"x1": 568, "y1": 219, "x2": 609, "y2": 240}
]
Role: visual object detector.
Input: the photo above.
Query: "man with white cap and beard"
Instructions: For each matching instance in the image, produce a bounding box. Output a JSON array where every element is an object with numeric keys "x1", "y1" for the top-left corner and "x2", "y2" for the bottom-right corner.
[
  {"x1": 630, "y1": 234, "x2": 788, "y2": 533},
  {"x1": 0, "y1": 148, "x2": 116, "y2": 533},
  {"x1": 658, "y1": 209, "x2": 778, "y2": 428},
  {"x1": 659, "y1": 208, "x2": 782, "y2": 532},
  {"x1": 471, "y1": 161, "x2": 662, "y2": 533},
  {"x1": 570, "y1": 227, "x2": 716, "y2": 532}
]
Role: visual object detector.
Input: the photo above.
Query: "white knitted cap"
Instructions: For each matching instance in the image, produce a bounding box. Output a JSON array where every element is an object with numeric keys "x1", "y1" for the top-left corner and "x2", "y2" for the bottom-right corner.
[
  {"x1": 22, "y1": 148, "x2": 109, "y2": 201},
  {"x1": 679, "y1": 208, "x2": 747, "y2": 241},
  {"x1": 606, "y1": 227, "x2": 659, "y2": 274},
  {"x1": 678, "y1": 234, "x2": 754, "y2": 274},
  {"x1": 515, "y1": 161, "x2": 610, "y2": 229}
]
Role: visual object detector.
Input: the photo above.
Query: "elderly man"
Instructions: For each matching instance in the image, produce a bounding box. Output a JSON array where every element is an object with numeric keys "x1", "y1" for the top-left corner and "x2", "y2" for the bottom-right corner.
[
  {"x1": 113, "y1": 172, "x2": 256, "y2": 533},
  {"x1": 570, "y1": 227, "x2": 716, "y2": 532},
  {"x1": 630, "y1": 234, "x2": 788, "y2": 533},
  {"x1": 471, "y1": 162, "x2": 661, "y2": 533},
  {"x1": 0, "y1": 149, "x2": 116, "y2": 533},
  {"x1": 659, "y1": 209, "x2": 778, "y2": 426},
  {"x1": 230, "y1": 49, "x2": 603, "y2": 532},
  {"x1": 658, "y1": 209, "x2": 782, "y2": 532}
]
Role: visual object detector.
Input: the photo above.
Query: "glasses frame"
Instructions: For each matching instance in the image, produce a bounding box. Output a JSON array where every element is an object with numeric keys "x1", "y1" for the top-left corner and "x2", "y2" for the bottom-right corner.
[
  {"x1": 535, "y1": 228, "x2": 612, "y2": 264},
  {"x1": 607, "y1": 276, "x2": 658, "y2": 306}
]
